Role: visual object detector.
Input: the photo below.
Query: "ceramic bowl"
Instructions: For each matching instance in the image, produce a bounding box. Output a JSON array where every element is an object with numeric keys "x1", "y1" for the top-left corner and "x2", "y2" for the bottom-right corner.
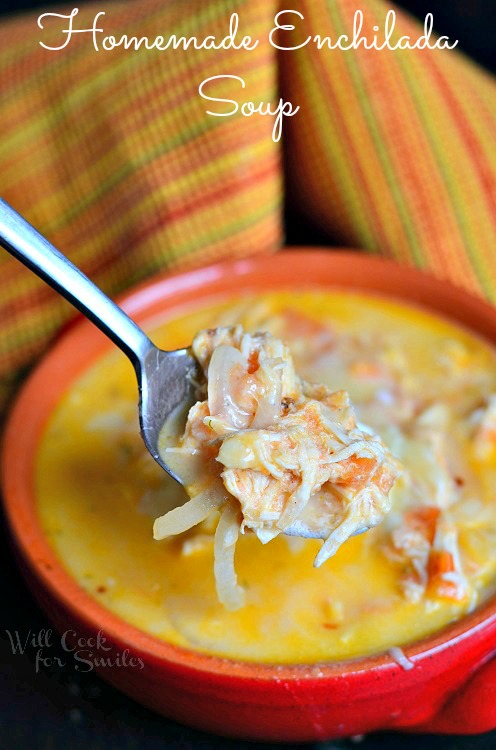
[{"x1": 3, "y1": 251, "x2": 496, "y2": 741}]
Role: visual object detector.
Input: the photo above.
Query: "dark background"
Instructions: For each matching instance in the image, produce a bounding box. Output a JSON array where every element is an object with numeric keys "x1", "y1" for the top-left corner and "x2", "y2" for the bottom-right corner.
[{"x1": 1, "y1": 1, "x2": 495, "y2": 748}]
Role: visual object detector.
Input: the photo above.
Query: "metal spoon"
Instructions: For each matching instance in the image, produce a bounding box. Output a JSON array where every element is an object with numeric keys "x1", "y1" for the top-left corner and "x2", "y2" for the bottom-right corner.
[
  {"x1": 0, "y1": 198, "x2": 197, "y2": 486},
  {"x1": 0, "y1": 198, "x2": 367, "y2": 542}
]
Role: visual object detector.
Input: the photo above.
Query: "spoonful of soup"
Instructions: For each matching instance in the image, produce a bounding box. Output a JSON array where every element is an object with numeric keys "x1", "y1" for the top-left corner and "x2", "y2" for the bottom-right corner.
[
  {"x1": 0, "y1": 199, "x2": 400, "y2": 609},
  {"x1": 154, "y1": 325, "x2": 401, "y2": 608}
]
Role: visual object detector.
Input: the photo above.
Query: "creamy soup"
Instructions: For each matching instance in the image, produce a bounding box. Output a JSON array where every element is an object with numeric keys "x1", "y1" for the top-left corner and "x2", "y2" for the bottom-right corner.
[{"x1": 37, "y1": 290, "x2": 496, "y2": 663}]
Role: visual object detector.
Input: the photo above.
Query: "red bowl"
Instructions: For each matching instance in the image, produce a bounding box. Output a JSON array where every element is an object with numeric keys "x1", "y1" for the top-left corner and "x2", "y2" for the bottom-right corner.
[{"x1": 2, "y1": 250, "x2": 496, "y2": 741}]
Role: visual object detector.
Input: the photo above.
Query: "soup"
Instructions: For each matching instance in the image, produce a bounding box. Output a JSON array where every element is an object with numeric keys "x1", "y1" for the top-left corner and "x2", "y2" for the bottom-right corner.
[{"x1": 37, "y1": 290, "x2": 496, "y2": 663}]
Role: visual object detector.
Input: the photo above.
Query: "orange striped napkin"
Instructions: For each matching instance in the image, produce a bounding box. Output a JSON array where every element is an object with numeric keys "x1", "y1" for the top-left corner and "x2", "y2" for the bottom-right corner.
[{"x1": 0, "y1": 0, "x2": 495, "y2": 417}]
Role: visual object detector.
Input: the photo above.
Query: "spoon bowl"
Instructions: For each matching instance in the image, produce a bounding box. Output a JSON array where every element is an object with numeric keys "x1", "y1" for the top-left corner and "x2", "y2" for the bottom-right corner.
[{"x1": 139, "y1": 345, "x2": 198, "y2": 482}]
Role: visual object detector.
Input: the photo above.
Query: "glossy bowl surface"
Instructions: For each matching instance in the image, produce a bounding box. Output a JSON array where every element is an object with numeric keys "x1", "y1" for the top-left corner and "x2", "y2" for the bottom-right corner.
[{"x1": 3, "y1": 250, "x2": 496, "y2": 741}]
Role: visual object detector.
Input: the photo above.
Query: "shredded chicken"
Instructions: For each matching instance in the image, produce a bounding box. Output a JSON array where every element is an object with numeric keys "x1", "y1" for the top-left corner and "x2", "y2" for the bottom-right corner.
[
  {"x1": 386, "y1": 506, "x2": 469, "y2": 603},
  {"x1": 154, "y1": 326, "x2": 401, "y2": 608}
]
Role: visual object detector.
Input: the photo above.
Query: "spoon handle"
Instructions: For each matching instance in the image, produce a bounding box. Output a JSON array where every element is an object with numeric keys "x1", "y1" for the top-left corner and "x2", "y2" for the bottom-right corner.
[{"x1": 0, "y1": 198, "x2": 153, "y2": 369}]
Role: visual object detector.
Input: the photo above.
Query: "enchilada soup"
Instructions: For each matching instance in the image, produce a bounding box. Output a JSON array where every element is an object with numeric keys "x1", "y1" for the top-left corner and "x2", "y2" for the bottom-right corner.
[{"x1": 37, "y1": 290, "x2": 496, "y2": 663}]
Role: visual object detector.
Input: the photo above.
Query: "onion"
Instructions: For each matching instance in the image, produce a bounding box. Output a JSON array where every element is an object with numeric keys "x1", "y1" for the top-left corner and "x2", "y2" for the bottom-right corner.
[
  {"x1": 153, "y1": 487, "x2": 227, "y2": 540},
  {"x1": 207, "y1": 345, "x2": 252, "y2": 429},
  {"x1": 214, "y1": 500, "x2": 245, "y2": 610},
  {"x1": 388, "y1": 647, "x2": 415, "y2": 671},
  {"x1": 251, "y1": 361, "x2": 283, "y2": 429}
]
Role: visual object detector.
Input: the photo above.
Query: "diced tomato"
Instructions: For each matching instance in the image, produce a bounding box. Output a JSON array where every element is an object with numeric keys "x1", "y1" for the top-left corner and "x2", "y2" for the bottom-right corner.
[
  {"x1": 428, "y1": 549, "x2": 455, "y2": 578},
  {"x1": 404, "y1": 506, "x2": 440, "y2": 544},
  {"x1": 427, "y1": 550, "x2": 464, "y2": 601},
  {"x1": 247, "y1": 350, "x2": 260, "y2": 374},
  {"x1": 337, "y1": 457, "x2": 376, "y2": 489}
]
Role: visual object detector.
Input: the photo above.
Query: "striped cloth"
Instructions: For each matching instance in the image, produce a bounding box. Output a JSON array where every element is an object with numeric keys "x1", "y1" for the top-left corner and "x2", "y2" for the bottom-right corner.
[
  {"x1": 282, "y1": 0, "x2": 496, "y2": 298},
  {"x1": 0, "y1": 0, "x2": 495, "y2": 418}
]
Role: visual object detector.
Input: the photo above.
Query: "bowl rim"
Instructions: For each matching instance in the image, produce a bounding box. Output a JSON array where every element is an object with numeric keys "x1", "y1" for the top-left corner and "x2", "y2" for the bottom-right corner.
[{"x1": 3, "y1": 248, "x2": 496, "y2": 682}]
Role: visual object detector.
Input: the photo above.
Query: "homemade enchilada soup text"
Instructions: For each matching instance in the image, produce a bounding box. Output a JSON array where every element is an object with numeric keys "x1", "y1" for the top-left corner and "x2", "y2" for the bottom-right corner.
[{"x1": 37, "y1": 291, "x2": 496, "y2": 663}]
